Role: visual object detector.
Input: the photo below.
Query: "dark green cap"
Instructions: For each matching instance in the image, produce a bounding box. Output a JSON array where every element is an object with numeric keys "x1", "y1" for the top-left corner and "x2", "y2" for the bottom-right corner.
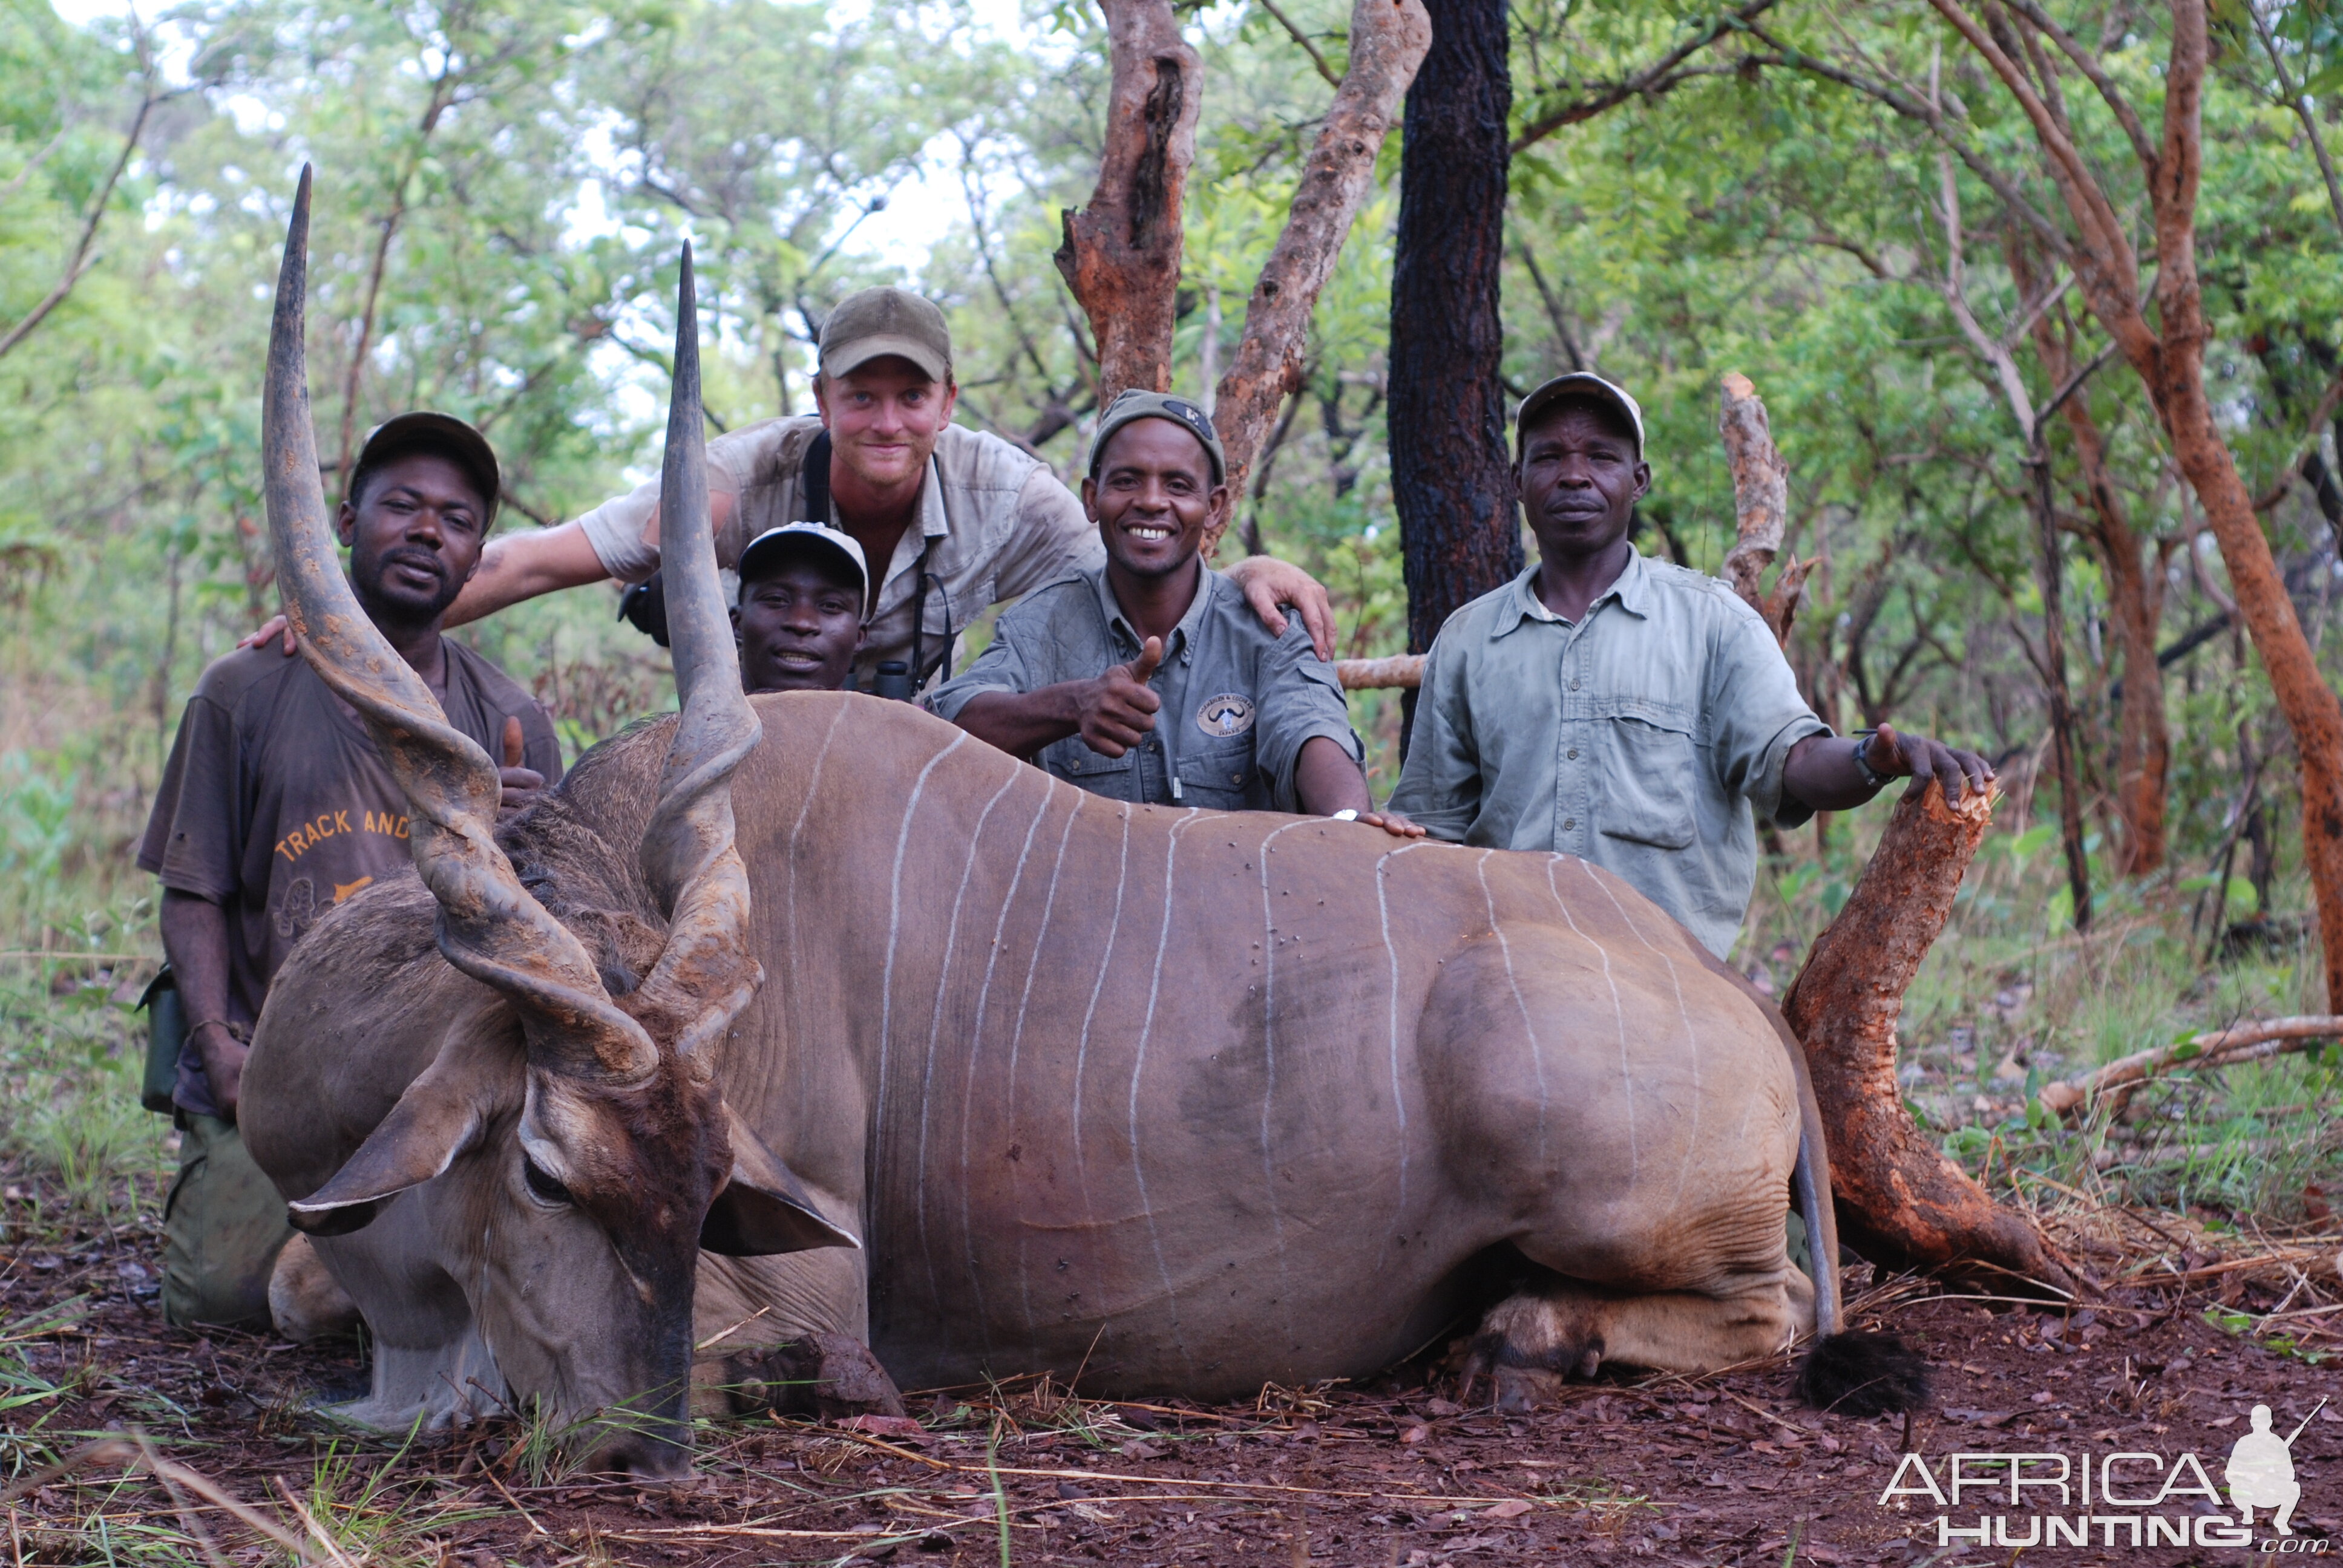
[{"x1": 1087, "y1": 389, "x2": 1227, "y2": 485}]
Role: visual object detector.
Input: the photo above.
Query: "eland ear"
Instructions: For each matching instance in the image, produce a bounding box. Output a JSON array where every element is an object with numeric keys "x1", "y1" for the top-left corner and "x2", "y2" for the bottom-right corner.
[
  {"x1": 702, "y1": 1106, "x2": 860, "y2": 1256},
  {"x1": 287, "y1": 1054, "x2": 488, "y2": 1237}
]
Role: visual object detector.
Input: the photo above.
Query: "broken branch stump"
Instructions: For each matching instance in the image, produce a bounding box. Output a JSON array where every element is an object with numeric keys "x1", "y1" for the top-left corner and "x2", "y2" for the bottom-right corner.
[
  {"x1": 1716, "y1": 373, "x2": 1813, "y2": 647},
  {"x1": 1781, "y1": 779, "x2": 2076, "y2": 1296}
]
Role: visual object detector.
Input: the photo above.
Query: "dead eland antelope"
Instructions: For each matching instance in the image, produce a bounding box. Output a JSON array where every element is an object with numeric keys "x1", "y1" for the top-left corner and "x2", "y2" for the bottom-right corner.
[{"x1": 243, "y1": 172, "x2": 1919, "y2": 1479}]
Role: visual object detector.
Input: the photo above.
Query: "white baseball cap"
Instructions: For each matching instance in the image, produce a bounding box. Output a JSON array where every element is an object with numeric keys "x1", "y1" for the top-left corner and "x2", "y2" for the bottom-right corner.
[{"x1": 736, "y1": 523, "x2": 869, "y2": 606}]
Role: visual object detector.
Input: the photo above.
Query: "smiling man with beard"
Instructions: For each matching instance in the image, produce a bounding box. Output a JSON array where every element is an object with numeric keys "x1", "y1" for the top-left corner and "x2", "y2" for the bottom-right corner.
[
  {"x1": 137, "y1": 412, "x2": 560, "y2": 1330},
  {"x1": 930, "y1": 391, "x2": 1417, "y2": 835}
]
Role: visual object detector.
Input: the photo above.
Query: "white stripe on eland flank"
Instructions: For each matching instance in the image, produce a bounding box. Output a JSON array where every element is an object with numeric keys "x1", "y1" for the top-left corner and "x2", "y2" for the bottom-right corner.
[
  {"x1": 1477, "y1": 851, "x2": 1550, "y2": 1171},
  {"x1": 1069, "y1": 804, "x2": 1133, "y2": 1224},
  {"x1": 999, "y1": 788, "x2": 1086, "y2": 1339},
  {"x1": 1577, "y1": 863, "x2": 1697, "y2": 1209},
  {"x1": 1254, "y1": 818, "x2": 1314, "y2": 1349},
  {"x1": 781, "y1": 701, "x2": 853, "y2": 1082},
  {"x1": 1540, "y1": 855, "x2": 1636, "y2": 1182},
  {"x1": 1374, "y1": 841, "x2": 1432, "y2": 1219},
  {"x1": 947, "y1": 774, "x2": 1061, "y2": 1353},
  {"x1": 912, "y1": 757, "x2": 1026, "y2": 1321},
  {"x1": 1128, "y1": 811, "x2": 1204, "y2": 1376},
  {"x1": 873, "y1": 731, "x2": 971, "y2": 1233}
]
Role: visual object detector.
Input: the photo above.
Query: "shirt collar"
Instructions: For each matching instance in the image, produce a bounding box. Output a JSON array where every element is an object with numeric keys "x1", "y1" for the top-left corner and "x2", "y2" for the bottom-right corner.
[
  {"x1": 1490, "y1": 546, "x2": 1651, "y2": 638},
  {"x1": 1094, "y1": 557, "x2": 1213, "y2": 659},
  {"x1": 860, "y1": 452, "x2": 951, "y2": 596}
]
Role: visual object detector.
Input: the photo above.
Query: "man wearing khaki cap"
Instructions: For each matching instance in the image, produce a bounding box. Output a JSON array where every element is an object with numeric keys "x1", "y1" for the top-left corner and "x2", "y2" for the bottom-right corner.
[{"x1": 256, "y1": 287, "x2": 1339, "y2": 690}]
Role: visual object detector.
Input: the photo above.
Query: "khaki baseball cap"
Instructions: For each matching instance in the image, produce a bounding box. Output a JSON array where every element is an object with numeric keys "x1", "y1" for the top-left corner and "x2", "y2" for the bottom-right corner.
[
  {"x1": 1516, "y1": 372, "x2": 1646, "y2": 459},
  {"x1": 1087, "y1": 388, "x2": 1227, "y2": 485},
  {"x1": 818, "y1": 287, "x2": 952, "y2": 382},
  {"x1": 736, "y1": 523, "x2": 869, "y2": 606}
]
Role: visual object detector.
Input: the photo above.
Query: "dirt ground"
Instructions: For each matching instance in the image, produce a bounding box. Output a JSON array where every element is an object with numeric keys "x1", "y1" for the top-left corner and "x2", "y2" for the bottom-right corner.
[{"x1": 8, "y1": 1187, "x2": 2343, "y2": 1566}]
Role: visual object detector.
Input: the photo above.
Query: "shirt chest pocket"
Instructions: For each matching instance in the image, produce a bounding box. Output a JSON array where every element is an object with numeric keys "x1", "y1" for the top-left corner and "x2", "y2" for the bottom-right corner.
[
  {"x1": 1043, "y1": 735, "x2": 1136, "y2": 786},
  {"x1": 1175, "y1": 734, "x2": 1257, "y2": 807},
  {"x1": 1593, "y1": 711, "x2": 1699, "y2": 851}
]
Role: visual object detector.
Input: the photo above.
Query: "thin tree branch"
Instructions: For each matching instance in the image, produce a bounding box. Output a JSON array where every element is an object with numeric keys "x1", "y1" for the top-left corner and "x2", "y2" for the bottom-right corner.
[
  {"x1": 1254, "y1": 0, "x2": 1342, "y2": 88},
  {"x1": 1510, "y1": 0, "x2": 1777, "y2": 155},
  {"x1": 1996, "y1": 0, "x2": 2156, "y2": 168},
  {"x1": 2245, "y1": 0, "x2": 2343, "y2": 246},
  {"x1": 0, "y1": 83, "x2": 157, "y2": 362},
  {"x1": 0, "y1": 120, "x2": 73, "y2": 211}
]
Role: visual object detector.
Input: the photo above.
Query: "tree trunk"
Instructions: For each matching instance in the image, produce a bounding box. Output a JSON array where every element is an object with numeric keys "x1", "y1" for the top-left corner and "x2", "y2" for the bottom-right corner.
[
  {"x1": 2026, "y1": 451, "x2": 2094, "y2": 931},
  {"x1": 1782, "y1": 782, "x2": 2076, "y2": 1295},
  {"x1": 1054, "y1": 0, "x2": 1203, "y2": 400},
  {"x1": 1206, "y1": 0, "x2": 1431, "y2": 554},
  {"x1": 1389, "y1": 0, "x2": 1518, "y2": 663},
  {"x1": 2058, "y1": 394, "x2": 2168, "y2": 875}
]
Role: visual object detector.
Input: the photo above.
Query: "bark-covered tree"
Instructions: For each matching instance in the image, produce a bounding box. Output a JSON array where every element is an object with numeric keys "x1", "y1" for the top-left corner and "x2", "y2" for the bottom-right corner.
[{"x1": 1389, "y1": 0, "x2": 1519, "y2": 663}]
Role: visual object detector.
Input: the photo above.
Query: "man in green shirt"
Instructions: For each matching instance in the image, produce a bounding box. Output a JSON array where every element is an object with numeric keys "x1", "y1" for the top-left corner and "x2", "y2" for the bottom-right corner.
[{"x1": 1389, "y1": 373, "x2": 1992, "y2": 958}]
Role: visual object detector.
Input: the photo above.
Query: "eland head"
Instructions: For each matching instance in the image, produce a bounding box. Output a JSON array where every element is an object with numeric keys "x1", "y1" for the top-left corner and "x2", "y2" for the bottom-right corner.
[{"x1": 258, "y1": 168, "x2": 856, "y2": 1477}]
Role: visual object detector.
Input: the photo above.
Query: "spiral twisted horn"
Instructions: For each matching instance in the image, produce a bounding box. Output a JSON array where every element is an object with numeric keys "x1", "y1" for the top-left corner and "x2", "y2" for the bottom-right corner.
[
  {"x1": 627, "y1": 244, "x2": 765, "y2": 1072},
  {"x1": 263, "y1": 166, "x2": 656, "y2": 1083}
]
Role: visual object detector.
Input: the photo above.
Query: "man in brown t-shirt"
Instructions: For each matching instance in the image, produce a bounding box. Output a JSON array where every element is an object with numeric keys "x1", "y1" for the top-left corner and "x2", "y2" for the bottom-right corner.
[{"x1": 138, "y1": 413, "x2": 559, "y2": 1329}]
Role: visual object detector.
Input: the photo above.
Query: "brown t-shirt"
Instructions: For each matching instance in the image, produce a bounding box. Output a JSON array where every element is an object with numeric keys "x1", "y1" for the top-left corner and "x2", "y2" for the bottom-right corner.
[{"x1": 137, "y1": 639, "x2": 561, "y2": 1116}]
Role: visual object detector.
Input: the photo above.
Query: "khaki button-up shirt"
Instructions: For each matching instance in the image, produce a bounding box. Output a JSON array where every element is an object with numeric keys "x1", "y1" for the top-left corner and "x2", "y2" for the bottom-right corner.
[
  {"x1": 928, "y1": 561, "x2": 1361, "y2": 811},
  {"x1": 575, "y1": 416, "x2": 1098, "y2": 689},
  {"x1": 1388, "y1": 550, "x2": 1829, "y2": 957}
]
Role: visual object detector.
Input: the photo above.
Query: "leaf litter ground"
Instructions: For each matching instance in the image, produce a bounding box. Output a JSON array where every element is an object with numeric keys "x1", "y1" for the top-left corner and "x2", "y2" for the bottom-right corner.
[{"x1": 8, "y1": 1184, "x2": 2343, "y2": 1567}]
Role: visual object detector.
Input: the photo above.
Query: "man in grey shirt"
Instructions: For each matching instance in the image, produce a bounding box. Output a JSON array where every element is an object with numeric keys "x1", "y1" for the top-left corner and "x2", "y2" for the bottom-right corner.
[
  {"x1": 1389, "y1": 373, "x2": 1991, "y2": 957},
  {"x1": 931, "y1": 391, "x2": 1417, "y2": 834}
]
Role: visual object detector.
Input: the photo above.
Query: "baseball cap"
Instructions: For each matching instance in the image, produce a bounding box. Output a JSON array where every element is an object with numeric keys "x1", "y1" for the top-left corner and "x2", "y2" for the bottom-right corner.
[
  {"x1": 349, "y1": 411, "x2": 500, "y2": 522},
  {"x1": 736, "y1": 523, "x2": 869, "y2": 607},
  {"x1": 1515, "y1": 373, "x2": 1646, "y2": 459},
  {"x1": 818, "y1": 287, "x2": 952, "y2": 382},
  {"x1": 1087, "y1": 388, "x2": 1227, "y2": 485}
]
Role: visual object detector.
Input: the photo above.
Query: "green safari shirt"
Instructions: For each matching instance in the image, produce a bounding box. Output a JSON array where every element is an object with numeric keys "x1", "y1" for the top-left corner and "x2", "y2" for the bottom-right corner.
[{"x1": 1388, "y1": 549, "x2": 1829, "y2": 958}]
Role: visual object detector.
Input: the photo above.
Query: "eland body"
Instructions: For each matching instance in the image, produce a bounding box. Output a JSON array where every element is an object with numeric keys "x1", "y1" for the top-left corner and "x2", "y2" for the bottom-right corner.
[{"x1": 241, "y1": 174, "x2": 1906, "y2": 1481}]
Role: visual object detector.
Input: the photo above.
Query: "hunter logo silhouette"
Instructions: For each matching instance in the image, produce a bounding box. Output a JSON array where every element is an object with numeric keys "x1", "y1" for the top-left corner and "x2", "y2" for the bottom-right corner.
[{"x1": 2227, "y1": 1399, "x2": 2324, "y2": 1535}]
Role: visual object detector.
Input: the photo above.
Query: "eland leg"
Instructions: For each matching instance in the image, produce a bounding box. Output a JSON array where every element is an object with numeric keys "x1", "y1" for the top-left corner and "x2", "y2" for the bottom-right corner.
[
  {"x1": 1424, "y1": 924, "x2": 1814, "y2": 1411},
  {"x1": 1462, "y1": 1269, "x2": 1814, "y2": 1411}
]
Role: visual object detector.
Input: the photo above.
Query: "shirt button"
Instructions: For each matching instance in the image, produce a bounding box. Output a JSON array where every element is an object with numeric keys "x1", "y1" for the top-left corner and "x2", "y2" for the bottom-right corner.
[
  {"x1": 1569, "y1": 678, "x2": 1581, "y2": 690},
  {"x1": 1566, "y1": 748, "x2": 1578, "y2": 760},
  {"x1": 1563, "y1": 818, "x2": 1577, "y2": 831}
]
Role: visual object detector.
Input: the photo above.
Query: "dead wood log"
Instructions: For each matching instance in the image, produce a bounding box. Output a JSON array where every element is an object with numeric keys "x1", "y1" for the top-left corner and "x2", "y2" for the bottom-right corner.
[
  {"x1": 2037, "y1": 1014, "x2": 2343, "y2": 1121},
  {"x1": 1334, "y1": 653, "x2": 1424, "y2": 690},
  {"x1": 1204, "y1": 0, "x2": 1431, "y2": 554},
  {"x1": 1781, "y1": 780, "x2": 2077, "y2": 1296},
  {"x1": 1054, "y1": 0, "x2": 1202, "y2": 400},
  {"x1": 1715, "y1": 373, "x2": 1813, "y2": 646}
]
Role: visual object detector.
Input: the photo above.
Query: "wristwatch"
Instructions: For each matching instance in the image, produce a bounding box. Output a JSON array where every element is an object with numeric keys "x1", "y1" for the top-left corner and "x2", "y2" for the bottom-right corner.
[{"x1": 1849, "y1": 730, "x2": 1890, "y2": 789}]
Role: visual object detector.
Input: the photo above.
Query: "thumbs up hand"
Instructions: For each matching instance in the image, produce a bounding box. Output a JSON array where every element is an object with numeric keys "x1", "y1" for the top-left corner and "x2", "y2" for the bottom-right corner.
[
  {"x1": 1076, "y1": 636, "x2": 1165, "y2": 757},
  {"x1": 497, "y1": 714, "x2": 546, "y2": 818}
]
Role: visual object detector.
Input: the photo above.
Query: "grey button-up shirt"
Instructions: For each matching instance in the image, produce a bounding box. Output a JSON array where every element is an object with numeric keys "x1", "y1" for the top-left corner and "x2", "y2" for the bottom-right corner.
[
  {"x1": 1389, "y1": 549, "x2": 1830, "y2": 957},
  {"x1": 928, "y1": 560, "x2": 1363, "y2": 811}
]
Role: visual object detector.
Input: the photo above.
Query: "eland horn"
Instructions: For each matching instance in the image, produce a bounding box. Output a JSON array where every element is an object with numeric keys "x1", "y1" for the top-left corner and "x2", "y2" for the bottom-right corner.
[
  {"x1": 262, "y1": 165, "x2": 655, "y2": 1083},
  {"x1": 626, "y1": 243, "x2": 765, "y2": 1074}
]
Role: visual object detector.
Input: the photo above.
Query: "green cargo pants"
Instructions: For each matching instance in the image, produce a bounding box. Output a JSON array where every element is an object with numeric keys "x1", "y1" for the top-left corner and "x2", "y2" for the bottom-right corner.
[{"x1": 162, "y1": 1112, "x2": 292, "y2": 1331}]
